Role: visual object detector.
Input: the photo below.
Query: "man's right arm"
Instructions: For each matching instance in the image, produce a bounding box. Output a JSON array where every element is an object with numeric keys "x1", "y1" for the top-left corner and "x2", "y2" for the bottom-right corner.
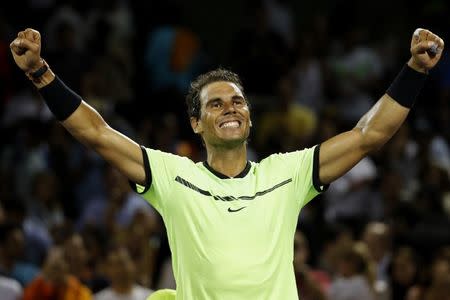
[{"x1": 10, "y1": 28, "x2": 146, "y2": 185}]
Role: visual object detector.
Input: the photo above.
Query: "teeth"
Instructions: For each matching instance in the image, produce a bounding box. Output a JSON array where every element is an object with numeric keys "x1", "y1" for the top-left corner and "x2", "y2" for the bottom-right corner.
[{"x1": 221, "y1": 121, "x2": 239, "y2": 128}]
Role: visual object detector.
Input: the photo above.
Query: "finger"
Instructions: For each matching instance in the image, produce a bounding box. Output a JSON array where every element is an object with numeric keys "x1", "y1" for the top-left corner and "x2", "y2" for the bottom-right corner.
[
  {"x1": 426, "y1": 33, "x2": 445, "y2": 55},
  {"x1": 412, "y1": 28, "x2": 430, "y2": 47},
  {"x1": 419, "y1": 29, "x2": 430, "y2": 42},
  {"x1": 9, "y1": 40, "x2": 24, "y2": 55},
  {"x1": 11, "y1": 38, "x2": 39, "y2": 53},
  {"x1": 412, "y1": 40, "x2": 437, "y2": 55},
  {"x1": 413, "y1": 28, "x2": 424, "y2": 40},
  {"x1": 32, "y1": 30, "x2": 41, "y2": 42},
  {"x1": 24, "y1": 28, "x2": 40, "y2": 42},
  {"x1": 24, "y1": 28, "x2": 34, "y2": 41},
  {"x1": 428, "y1": 33, "x2": 444, "y2": 48}
]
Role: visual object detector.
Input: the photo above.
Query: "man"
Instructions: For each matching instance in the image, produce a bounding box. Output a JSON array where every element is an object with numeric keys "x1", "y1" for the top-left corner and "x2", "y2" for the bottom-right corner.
[
  {"x1": 362, "y1": 222, "x2": 392, "y2": 283},
  {"x1": 0, "y1": 275, "x2": 22, "y2": 300},
  {"x1": 23, "y1": 247, "x2": 92, "y2": 300},
  {"x1": 10, "y1": 27, "x2": 444, "y2": 299},
  {"x1": 94, "y1": 247, "x2": 153, "y2": 300}
]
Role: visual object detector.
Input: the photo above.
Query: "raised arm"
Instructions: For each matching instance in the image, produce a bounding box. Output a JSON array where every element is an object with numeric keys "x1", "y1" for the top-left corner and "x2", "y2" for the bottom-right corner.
[
  {"x1": 318, "y1": 28, "x2": 444, "y2": 185},
  {"x1": 10, "y1": 28, "x2": 146, "y2": 185}
]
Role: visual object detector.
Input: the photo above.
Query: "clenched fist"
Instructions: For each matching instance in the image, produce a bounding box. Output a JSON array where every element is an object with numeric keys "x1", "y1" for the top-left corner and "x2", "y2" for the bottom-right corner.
[
  {"x1": 10, "y1": 28, "x2": 43, "y2": 73},
  {"x1": 408, "y1": 28, "x2": 445, "y2": 73}
]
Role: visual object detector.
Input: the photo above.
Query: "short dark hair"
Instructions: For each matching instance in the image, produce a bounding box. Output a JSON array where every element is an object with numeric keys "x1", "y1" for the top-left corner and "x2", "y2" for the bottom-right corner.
[{"x1": 186, "y1": 68, "x2": 245, "y2": 119}]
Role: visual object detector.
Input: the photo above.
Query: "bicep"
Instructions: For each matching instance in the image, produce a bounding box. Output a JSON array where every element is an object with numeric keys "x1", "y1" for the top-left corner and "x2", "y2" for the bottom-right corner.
[{"x1": 318, "y1": 129, "x2": 368, "y2": 185}]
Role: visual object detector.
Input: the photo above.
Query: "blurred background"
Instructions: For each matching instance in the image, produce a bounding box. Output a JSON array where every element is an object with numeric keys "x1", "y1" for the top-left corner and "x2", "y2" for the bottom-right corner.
[{"x1": 0, "y1": 0, "x2": 449, "y2": 299}]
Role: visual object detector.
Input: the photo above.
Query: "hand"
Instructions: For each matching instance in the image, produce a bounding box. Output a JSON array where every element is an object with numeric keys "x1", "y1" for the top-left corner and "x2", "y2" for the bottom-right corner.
[
  {"x1": 408, "y1": 28, "x2": 445, "y2": 73},
  {"x1": 9, "y1": 28, "x2": 43, "y2": 73}
]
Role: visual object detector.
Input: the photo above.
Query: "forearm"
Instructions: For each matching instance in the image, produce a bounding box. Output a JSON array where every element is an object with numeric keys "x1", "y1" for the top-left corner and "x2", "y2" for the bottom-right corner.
[
  {"x1": 355, "y1": 61, "x2": 428, "y2": 152},
  {"x1": 41, "y1": 74, "x2": 145, "y2": 184},
  {"x1": 317, "y1": 28, "x2": 443, "y2": 185},
  {"x1": 318, "y1": 65, "x2": 424, "y2": 184},
  {"x1": 28, "y1": 62, "x2": 107, "y2": 147},
  {"x1": 10, "y1": 28, "x2": 147, "y2": 184}
]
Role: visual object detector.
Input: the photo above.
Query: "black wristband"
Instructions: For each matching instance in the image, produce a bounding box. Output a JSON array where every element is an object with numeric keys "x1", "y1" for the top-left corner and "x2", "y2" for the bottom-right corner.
[
  {"x1": 38, "y1": 76, "x2": 82, "y2": 121},
  {"x1": 386, "y1": 64, "x2": 427, "y2": 108},
  {"x1": 30, "y1": 64, "x2": 48, "y2": 79}
]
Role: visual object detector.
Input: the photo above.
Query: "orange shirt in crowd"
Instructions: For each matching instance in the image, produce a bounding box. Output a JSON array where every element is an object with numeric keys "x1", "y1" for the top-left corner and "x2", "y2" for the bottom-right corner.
[{"x1": 23, "y1": 275, "x2": 92, "y2": 300}]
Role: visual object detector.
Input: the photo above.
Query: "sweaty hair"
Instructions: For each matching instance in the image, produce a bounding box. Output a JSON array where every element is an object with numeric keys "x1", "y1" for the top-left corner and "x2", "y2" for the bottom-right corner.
[{"x1": 186, "y1": 68, "x2": 245, "y2": 119}]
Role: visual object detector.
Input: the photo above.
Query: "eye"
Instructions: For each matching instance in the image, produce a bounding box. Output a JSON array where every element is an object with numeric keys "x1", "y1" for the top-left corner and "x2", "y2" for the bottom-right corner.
[
  {"x1": 212, "y1": 101, "x2": 222, "y2": 108},
  {"x1": 233, "y1": 99, "x2": 245, "y2": 106}
]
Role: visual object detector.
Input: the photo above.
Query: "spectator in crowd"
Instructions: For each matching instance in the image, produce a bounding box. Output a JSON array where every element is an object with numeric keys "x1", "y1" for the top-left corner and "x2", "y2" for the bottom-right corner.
[
  {"x1": 94, "y1": 247, "x2": 153, "y2": 300},
  {"x1": 24, "y1": 170, "x2": 65, "y2": 263},
  {"x1": 293, "y1": 230, "x2": 328, "y2": 299},
  {"x1": 389, "y1": 247, "x2": 420, "y2": 300},
  {"x1": 0, "y1": 275, "x2": 22, "y2": 300},
  {"x1": 328, "y1": 242, "x2": 375, "y2": 300},
  {"x1": 324, "y1": 156, "x2": 380, "y2": 225},
  {"x1": 363, "y1": 222, "x2": 392, "y2": 282},
  {"x1": 23, "y1": 247, "x2": 92, "y2": 300},
  {"x1": 423, "y1": 247, "x2": 450, "y2": 300},
  {"x1": 77, "y1": 163, "x2": 155, "y2": 232},
  {"x1": 0, "y1": 222, "x2": 39, "y2": 286},
  {"x1": 122, "y1": 210, "x2": 162, "y2": 288}
]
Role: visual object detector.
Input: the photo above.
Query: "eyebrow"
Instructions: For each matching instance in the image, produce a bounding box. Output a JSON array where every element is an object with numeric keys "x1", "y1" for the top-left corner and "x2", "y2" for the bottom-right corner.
[{"x1": 206, "y1": 95, "x2": 245, "y2": 104}]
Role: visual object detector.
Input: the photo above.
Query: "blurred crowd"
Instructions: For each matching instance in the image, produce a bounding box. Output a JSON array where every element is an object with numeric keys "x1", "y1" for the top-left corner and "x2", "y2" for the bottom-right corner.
[{"x1": 0, "y1": 0, "x2": 449, "y2": 299}]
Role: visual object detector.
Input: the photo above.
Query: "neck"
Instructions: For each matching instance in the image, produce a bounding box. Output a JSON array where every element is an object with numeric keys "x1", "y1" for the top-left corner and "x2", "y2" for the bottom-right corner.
[
  {"x1": 0, "y1": 256, "x2": 13, "y2": 272},
  {"x1": 206, "y1": 143, "x2": 247, "y2": 178},
  {"x1": 112, "y1": 281, "x2": 133, "y2": 294}
]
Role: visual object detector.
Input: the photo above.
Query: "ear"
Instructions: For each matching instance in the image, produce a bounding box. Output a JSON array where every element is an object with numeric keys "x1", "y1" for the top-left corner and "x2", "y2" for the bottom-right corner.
[
  {"x1": 190, "y1": 117, "x2": 203, "y2": 134},
  {"x1": 249, "y1": 120, "x2": 253, "y2": 127}
]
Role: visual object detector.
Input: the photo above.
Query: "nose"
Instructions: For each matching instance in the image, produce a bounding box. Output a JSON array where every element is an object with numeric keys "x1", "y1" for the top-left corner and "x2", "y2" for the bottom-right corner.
[{"x1": 223, "y1": 100, "x2": 237, "y2": 115}]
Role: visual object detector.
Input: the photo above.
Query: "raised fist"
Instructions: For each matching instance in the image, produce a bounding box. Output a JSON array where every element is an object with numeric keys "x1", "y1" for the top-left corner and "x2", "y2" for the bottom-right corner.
[
  {"x1": 10, "y1": 28, "x2": 43, "y2": 73},
  {"x1": 409, "y1": 28, "x2": 444, "y2": 73}
]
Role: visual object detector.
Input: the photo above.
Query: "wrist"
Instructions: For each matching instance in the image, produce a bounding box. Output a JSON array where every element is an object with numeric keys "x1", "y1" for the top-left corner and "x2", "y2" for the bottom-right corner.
[
  {"x1": 27, "y1": 58, "x2": 46, "y2": 73},
  {"x1": 32, "y1": 68, "x2": 56, "y2": 89},
  {"x1": 25, "y1": 59, "x2": 56, "y2": 89},
  {"x1": 386, "y1": 63, "x2": 427, "y2": 108},
  {"x1": 38, "y1": 76, "x2": 82, "y2": 121},
  {"x1": 407, "y1": 58, "x2": 428, "y2": 74}
]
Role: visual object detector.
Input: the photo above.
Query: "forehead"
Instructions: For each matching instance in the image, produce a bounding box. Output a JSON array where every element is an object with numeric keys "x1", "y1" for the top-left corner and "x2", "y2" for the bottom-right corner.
[{"x1": 199, "y1": 81, "x2": 243, "y2": 104}]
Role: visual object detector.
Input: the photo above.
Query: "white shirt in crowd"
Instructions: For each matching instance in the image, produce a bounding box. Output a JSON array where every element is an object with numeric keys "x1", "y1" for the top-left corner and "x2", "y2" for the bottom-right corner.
[
  {"x1": 0, "y1": 276, "x2": 23, "y2": 300},
  {"x1": 95, "y1": 285, "x2": 153, "y2": 300}
]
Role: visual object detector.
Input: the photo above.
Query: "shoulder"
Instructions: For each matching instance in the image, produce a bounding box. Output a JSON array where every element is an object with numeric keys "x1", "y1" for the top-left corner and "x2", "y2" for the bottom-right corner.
[
  {"x1": 257, "y1": 146, "x2": 317, "y2": 168},
  {"x1": 0, "y1": 276, "x2": 22, "y2": 294},
  {"x1": 143, "y1": 147, "x2": 196, "y2": 168},
  {"x1": 133, "y1": 285, "x2": 153, "y2": 297},
  {"x1": 144, "y1": 147, "x2": 192, "y2": 161},
  {"x1": 94, "y1": 288, "x2": 113, "y2": 299}
]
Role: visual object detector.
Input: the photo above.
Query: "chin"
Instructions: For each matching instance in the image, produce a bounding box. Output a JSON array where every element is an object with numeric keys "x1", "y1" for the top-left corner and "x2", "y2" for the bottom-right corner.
[{"x1": 219, "y1": 135, "x2": 249, "y2": 148}]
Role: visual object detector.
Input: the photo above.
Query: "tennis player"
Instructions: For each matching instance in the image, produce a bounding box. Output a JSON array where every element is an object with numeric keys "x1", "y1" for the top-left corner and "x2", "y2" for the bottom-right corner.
[{"x1": 10, "y1": 27, "x2": 444, "y2": 299}]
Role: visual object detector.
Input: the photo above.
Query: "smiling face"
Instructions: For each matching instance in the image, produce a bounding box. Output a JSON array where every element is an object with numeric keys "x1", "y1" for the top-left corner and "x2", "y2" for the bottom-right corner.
[{"x1": 191, "y1": 81, "x2": 251, "y2": 148}]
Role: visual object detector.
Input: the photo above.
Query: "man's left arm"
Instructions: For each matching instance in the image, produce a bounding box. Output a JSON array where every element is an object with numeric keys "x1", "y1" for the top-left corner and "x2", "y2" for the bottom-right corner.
[{"x1": 318, "y1": 28, "x2": 444, "y2": 185}]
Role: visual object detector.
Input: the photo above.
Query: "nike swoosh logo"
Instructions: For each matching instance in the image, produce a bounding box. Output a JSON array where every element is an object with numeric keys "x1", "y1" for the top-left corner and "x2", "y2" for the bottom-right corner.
[{"x1": 228, "y1": 207, "x2": 246, "y2": 213}]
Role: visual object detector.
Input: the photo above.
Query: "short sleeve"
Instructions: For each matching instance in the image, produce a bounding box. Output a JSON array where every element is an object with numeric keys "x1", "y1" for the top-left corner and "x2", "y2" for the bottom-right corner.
[
  {"x1": 130, "y1": 147, "x2": 191, "y2": 216},
  {"x1": 289, "y1": 144, "x2": 327, "y2": 208},
  {"x1": 261, "y1": 144, "x2": 327, "y2": 209}
]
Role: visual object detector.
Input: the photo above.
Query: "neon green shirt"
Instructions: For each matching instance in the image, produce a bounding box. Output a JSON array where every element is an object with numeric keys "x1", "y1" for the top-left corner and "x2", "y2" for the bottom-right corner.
[{"x1": 134, "y1": 145, "x2": 325, "y2": 300}]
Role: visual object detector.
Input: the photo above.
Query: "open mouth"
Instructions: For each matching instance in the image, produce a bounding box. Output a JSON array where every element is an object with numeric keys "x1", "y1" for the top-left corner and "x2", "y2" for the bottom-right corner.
[{"x1": 219, "y1": 120, "x2": 241, "y2": 128}]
